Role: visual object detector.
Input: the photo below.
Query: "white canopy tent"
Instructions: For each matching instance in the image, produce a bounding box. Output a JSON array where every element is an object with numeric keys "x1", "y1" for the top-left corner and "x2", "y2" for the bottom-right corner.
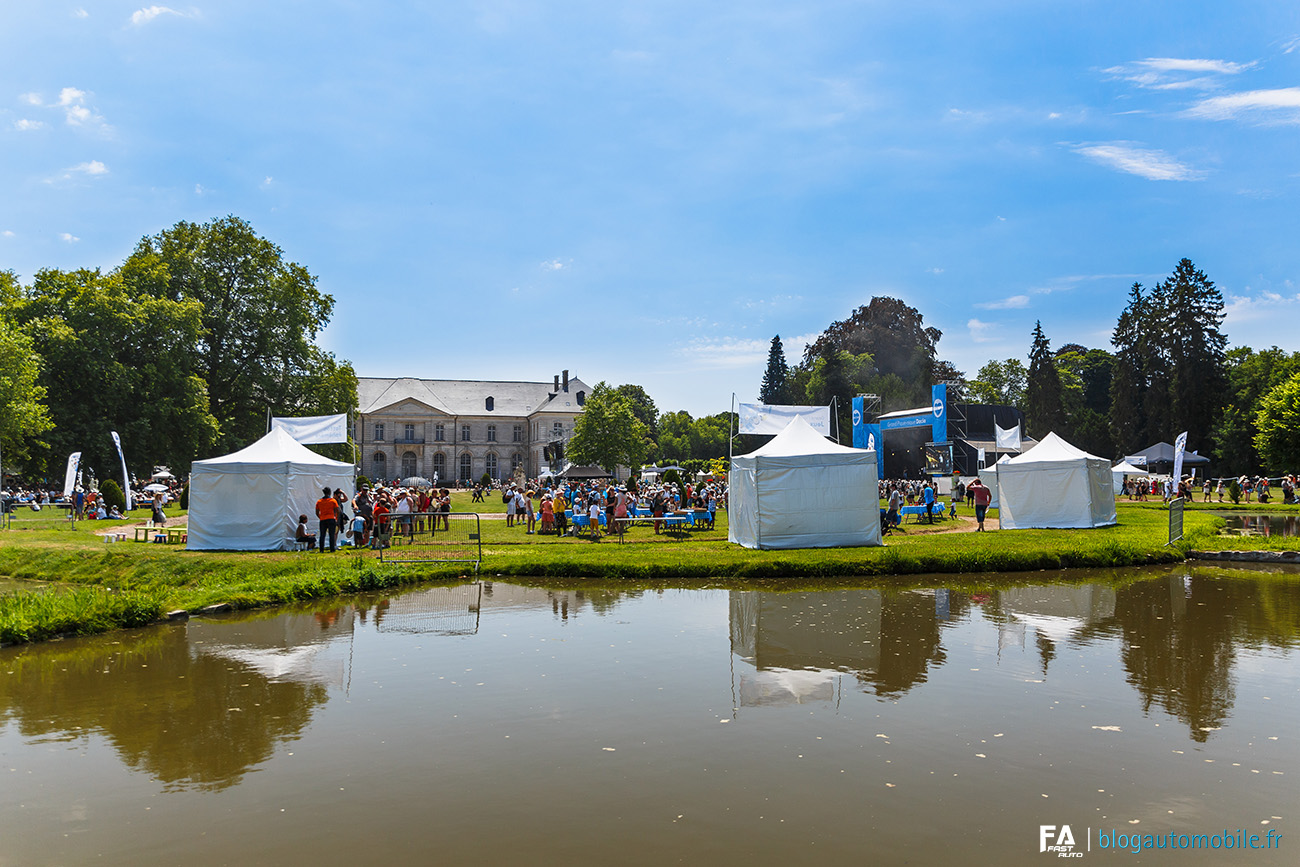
[
  {"x1": 971, "y1": 455, "x2": 1010, "y2": 510},
  {"x1": 996, "y1": 432, "x2": 1117, "y2": 530},
  {"x1": 187, "y1": 428, "x2": 355, "y2": 551},
  {"x1": 729, "y1": 416, "x2": 882, "y2": 550},
  {"x1": 1110, "y1": 460, "x2": 1147, "y2": 496}
]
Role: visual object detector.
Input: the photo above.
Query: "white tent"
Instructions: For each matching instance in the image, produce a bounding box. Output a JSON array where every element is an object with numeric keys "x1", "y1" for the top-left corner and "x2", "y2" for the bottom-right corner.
[
  {"x1": 187, "y1": 428, "x2": 355, "y2": 551},
  {"x1": 729, "y1": 416, "x2": 882, "y2": 550},
  {"x1": 970, "y1": 455, "x2": 1009, "y2": 510},
  {"x1": 996, "y1": 432, "x2": 1117, "y2": 530},
  {"x1": 1110, "y1": 460, "x2": 1146, "y2": 496}
]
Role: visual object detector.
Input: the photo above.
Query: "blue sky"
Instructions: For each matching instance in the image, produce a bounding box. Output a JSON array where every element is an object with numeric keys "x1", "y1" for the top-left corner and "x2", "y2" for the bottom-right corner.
[{"x1": 3, "y1": 1, "x2": 1299, "y2": 418}]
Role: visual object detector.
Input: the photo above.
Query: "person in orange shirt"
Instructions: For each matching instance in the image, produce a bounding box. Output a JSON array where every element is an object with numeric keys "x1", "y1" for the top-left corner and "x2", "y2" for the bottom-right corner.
[{"x1": 315, "y1": 487, "x2": 339, "y2": 552}]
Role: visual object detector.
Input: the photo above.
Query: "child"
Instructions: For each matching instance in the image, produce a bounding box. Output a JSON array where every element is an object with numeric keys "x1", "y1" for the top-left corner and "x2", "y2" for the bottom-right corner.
[{"x1": 296, "y1": 514, "x2": 317, "y2": 547}]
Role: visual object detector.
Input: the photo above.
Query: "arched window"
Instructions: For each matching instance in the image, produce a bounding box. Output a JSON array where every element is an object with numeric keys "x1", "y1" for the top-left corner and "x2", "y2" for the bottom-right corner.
[
  {"x1": 372, "y1": 452, "x2": 386, "y2": 476},
  {"x1": 432, "y1": 453, "x2": 446, "y2": 481},
  {"x1": 576, "y1": 390, "x2": 585, "y2": 406},
  {"x1": 459, "y1": 453, "x2": 473, "y2": 481},
  {"x1": 485, "y1": 453, "x2": 498, "y2": 479},
  {"x1": 511, "y1": 453, "x2": 523, "y2": 474},
  {"x1": 485, "y1": 396, "x2": 495, "y2": 412},
  {"x1": 401, "y1": 452, "x2": 418, "y2": 478}
]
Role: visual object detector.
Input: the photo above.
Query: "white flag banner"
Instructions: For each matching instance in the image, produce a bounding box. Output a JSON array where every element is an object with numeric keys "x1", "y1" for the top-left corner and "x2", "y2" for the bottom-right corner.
[
  {"x1": 62, "y1": 452, "x2": 82, "y2": 497},
  {"x1": 1173, "y1": 431, "x2": 1188, "y2": 484},
  {"x1": 737, "y1": 403, "x2": 832, "y2": 436},
  {"x1": 977, "y1": 447, "x2": 986, "y2": 466},
  {"x1": 109, "y1": 431, "x2": 133, "y2": 510},
  {"x1": 995, "y1": 422, "x2": 1022, "y2": 450},
  {"x1": 271, "y1": 413, "x2": 349, "y2": 445}
]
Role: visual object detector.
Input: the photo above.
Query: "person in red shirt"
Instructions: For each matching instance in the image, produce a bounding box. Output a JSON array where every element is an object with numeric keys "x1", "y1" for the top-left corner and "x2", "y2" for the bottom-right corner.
[
  {"x1": 969, "y1": 478, "x2": 992, "y2": 532},
  {"x1": 315, "y1": 487, "x2": 340, "y2": 552}
]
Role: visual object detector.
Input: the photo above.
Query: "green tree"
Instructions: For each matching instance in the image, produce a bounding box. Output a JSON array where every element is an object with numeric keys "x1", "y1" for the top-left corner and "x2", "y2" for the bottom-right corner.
[
  {"x1": 1055, "y1": 347, "x2": 1115, "y2": 456},
  {"x1": 1025, "y1": 321, "x2": 1065, "y2": 437},
  {"x1": 1158, "y1": 258, "x2": 1227, "y2": 453},
  {"x1": 567, "y1": 382, "x2": 649, "y2": 473},
  {"x1": 1213, "y1": 347, "x2": 1300, "y2": 475},
  {"x1": 1109, "y1": 282, "x2": 1168, "y2": 453},
  {"x1": 759, "y1": 335, "x2": 791, "y2": 404},
  {"x1": 123, "y1": 216, "x2": 340, "y2": 453},
  {"x1": 803, "y1": 297, "x2": 941, "y2": 392},
  {"x1": 968, "y1": 358, "x2": 1027, "y2": 406},
  {"x1": 0, "y1": 293, "x2": 53, "y2": 468},
  {"x1": 1254, "y1": 372, "x2": 1300, "y2": 473},
  {"x1": 615, "y1": 384, "x2": 660, "y2": 444},
  {"x1": 9, "y1": 268, "x2": 218, "y2": 478}
]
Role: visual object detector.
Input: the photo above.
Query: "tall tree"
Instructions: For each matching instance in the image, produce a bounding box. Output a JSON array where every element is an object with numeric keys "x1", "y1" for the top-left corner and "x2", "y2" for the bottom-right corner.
[
  {"x1": 123, "y1": 216, "x2": 338, "y2": 452},
  {"x1": 802, "y1": 296, "x2": 941, "y2": 398},
  {"x1": 9, "y1": 268, "x2": 218, "y2": 478},
  {"x1": 968, "y1": 358, "x2": 1027, "y2": 406},
  {"x1": 759, "y1": 335, "x2": 791, "y2": 404},
  {"x1": 1055, "y1": 347, "x2": 1115, "y2": 457},
  {"x1": 0, "y1": 278, "x2": 53, "y2": 469},
  {"x1": 1025, "y1": 321, "x2": 1065, "y2": 437},
  {"x1": 1254, "y1": 372, "x2": 1300, "y2": 474},
  {"x1": 1109, "y1": 283, "x2": 1168, "y2": 453},
  {"x1": 567, "y1": 382, "x2": 649, "y2": 473},
  {"x1": 1212, "y1": 347, "x2": 1300, "y2": 476},
  {"x1": 1158, "y1": 258, "x2": 1227, "y2": 452}
]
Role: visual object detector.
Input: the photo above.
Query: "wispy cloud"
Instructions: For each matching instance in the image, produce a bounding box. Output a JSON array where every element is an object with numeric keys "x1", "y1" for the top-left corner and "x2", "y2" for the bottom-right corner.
[
  {"x1": 967, "y1": 319, "x2": 998, "y2": 343},
  {"x1": 976, "y1": 294, "x2": 1029, "y2": 310},
  {"x1": 1223, "y1": 286, "x2": 1300, "y2": 326},
  {"x1": 1070, "y1": 142, "x2": 1205, "y2": 181},
  {"x1": 1105, "y1": 57, "x2": 1254, "y2": 90},
  {"x1": 13, "y1": 119, "x2": 44, "y2": 131},
  {"x1": 677, "y1": 336, "x2": 771, "y2": 369},
  {"x1": 71, "y1": 160, "x2": 108, "y2": 175},
  {"x1": 2, "y1": 230, "x2": 15, "y2": 238},
  {"x1": 130, "y1": 5, "x2": 186, "y2": 25},
  {"x1": 55, "y1": 86, "x2": 108, "y2": 128},
  {"x1": 73, "y1": 7, "x2": 88, "y2": 18},
  {"x1": 540, "y1": 259, "x2": 570, "y2": 271},
  {"x1": 20, "y1": 92, "x2": 42, "y2": 106},
  {"x1": 1184, "y1": 87, "x2": 1300, "y2": 125},
  {"x1": 59, "y1": 232, "x2": 80, "y2": 243}
]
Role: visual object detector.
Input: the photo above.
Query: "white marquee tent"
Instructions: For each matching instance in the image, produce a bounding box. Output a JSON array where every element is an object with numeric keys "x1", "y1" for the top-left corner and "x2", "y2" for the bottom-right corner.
[
  {"x1": 187, "y1": 428, "x2": 355, "y2": 551},
  {"x1": 729, "y1": 416, "x2": 882, "y2": 550},
  {"x1": 1110, "y1": 459, "x2": 1147, "y2": 496},
  {"x1": 996, "y1": 432, "x2": 1117, "y2": 530}
]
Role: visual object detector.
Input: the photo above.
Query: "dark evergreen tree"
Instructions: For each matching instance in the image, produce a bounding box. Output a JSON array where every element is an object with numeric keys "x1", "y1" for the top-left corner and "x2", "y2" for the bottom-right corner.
[
  {"x1": 759, "y1": 335, "x2": 790, "y2": 404},
  {"x1": 1025, "y1": 321, "x2": 1065, "y2": 437},
  {"x1": 1158, "y1": 258, "x2": 1227, "y2": 453},
  {"x1": 1109, "y1": 283, "x2": 1168, "y2": 454}
]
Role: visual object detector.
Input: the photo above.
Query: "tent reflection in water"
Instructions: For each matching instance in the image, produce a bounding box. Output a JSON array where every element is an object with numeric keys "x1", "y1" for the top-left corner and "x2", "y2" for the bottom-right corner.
[
  {"x1": 995, "y1": 432, "x2": 1117, "y2": 530},
  {"x1": 187, "y1": 428, "x2": 355, "y2": 551},
  {"x1": 729, "y1": 415, "x2": 882, "y2": 550}
]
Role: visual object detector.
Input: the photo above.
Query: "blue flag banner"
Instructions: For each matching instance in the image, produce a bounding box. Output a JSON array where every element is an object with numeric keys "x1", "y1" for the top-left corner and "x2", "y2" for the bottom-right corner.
[{"x1": 931, "y1": 383, "x2": 947, "y2": 445}]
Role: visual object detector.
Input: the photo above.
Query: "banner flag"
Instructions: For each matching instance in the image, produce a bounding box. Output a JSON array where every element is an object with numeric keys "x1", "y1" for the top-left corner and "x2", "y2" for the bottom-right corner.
[
  {"x1": 1173, "y1": 431, "x2": 1188, "y2": 483},
  {"x1": 977, "y1": 447, "x2": 986, "y2": 466},
  {"x1": 109, "y1": 431, "x2": 133, "y2": 510},
  {"x1": 271, "y1": 413, "x2": 349, "y2": 444},
  {"x1": 995, "y1": 422, "x2": 1022, "y2": 450},
  {"x1": 737, "y1": 403, "x2": 831, "y2": 436},
  {"x1": 62, "y1": 452, "x2": 81, "y2": 497}
]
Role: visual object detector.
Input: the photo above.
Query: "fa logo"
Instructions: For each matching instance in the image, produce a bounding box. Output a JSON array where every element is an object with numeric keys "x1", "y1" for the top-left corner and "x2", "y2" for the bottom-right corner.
[{"x1": 1040, "y1": 825, "x2": 1080, "y2": 856}]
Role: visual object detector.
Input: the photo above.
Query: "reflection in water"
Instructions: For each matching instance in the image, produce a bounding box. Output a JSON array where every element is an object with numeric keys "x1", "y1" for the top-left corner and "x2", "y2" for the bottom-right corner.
[{"x1": 1218, "y1": 513, "x2": 1300, "y2": 537}]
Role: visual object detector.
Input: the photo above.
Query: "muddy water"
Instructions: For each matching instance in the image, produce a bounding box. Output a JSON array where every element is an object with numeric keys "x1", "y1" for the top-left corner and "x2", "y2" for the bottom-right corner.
[
  {"x1": 1216, "y1": 513, "x2": 1300, "y2": 538},
  {"x1": 2, "y1": 566, "x2": 1297, "y2": 865}
]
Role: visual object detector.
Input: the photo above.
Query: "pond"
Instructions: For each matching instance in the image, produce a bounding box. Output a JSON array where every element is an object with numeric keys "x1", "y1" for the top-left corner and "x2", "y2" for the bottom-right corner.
[
  {"x1": 2, "y1": 565, "x2": 1297, "y2": 865},
  {"x1": 1215, "y1": 512, "x2": 1300, "y2": 538}
]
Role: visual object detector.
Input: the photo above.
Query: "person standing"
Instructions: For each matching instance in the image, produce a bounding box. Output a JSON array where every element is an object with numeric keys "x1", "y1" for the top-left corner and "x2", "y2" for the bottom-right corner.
[
  {"x1": 970, "y1": 477, "x2": 992, "y2": 532},
  {"x1": 922, "y1": 480, "x2": 936, "y2": 523},
  {"x1": 315, "y1": 487, "x2": 339, "y2": 552}
]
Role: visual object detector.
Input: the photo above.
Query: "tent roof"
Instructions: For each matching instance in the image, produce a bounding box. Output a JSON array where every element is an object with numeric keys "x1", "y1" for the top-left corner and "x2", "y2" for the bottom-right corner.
[
  {"x1": 1112, "y1": 460, "x2": 1146, "y2": 474},
  {"x1": 194, "y1": 428, "x2": 354, "y2": 470},
  {"x1": 1131, "y1": 441, "x2": 1210, "y2": 466},
  {"x1": 560, "y1": 464, "x2": 611, "y2": 479},
  {"x1": 737, "y1": 415, "x2": 864, "y2": 458},
  {"x1": 1003, "y1": 431, "x2": 1103, "y2": 465}
]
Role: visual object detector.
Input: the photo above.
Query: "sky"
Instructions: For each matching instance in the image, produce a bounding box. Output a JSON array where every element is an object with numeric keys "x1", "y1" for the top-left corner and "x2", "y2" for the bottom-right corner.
[{"x1": 3, "y1": 1, "x2": 1300, "y2": 419}]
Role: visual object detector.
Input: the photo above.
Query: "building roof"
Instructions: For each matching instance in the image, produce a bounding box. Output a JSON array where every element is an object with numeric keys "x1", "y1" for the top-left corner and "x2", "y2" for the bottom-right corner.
[{"x1": 357, "y1": 376, "x2": 591, "y2": 418}]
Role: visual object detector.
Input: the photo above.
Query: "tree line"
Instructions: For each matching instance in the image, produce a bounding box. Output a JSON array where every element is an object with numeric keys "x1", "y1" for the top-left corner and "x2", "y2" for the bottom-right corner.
[{"x1": 0, "y1": 216, "x2": 357, "y2": 483}]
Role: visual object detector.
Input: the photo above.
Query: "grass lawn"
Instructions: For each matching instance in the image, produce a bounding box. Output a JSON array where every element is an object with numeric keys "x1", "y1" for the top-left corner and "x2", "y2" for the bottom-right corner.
[{"x1": 0, "y1": 498, "x2": 1291, "y2": 646}]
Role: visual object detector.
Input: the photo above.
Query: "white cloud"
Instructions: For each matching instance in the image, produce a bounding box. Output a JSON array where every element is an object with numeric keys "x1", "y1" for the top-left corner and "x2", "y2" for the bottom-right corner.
[
  {"x1": 1223, "y1": 289, "x2": 1300, "y2": 327},
  {"x1": 1184, "y1": 87, "x2": 1300, "y2": 125},
  {"x1": 59, "y1": 232, "x2": 80, "y2": 243},
  {"x1": 1071, "y1": 142, "x2": 1205, "y2": 181},
  {"x1": 1283, "y1": 37, "x2": 1300, "y2": 55},
  {"x1": 541, "y1": 259, "x2": 568, "y2": 271},
  {"x1": 195, "y1": 183, "x2": 204, "y2": 194},
  {"x1": 1105, "y1": 57, "x2": 1254, "y2": 90},
  {"x1": 73, "y1": 7, "x2": 88, "y2": 17},
  {"x1": 262, "y1": 176, "x2": 273, "y2": 187},
  {"x1": 131, "y1": 6, "x2": 182, "y2": 25},
  {"x1": 70, "y1": 160, "x2": 108, "y2": 175},
  {"x1": 976, "y1": 294, "x2": 1030, "y2": 310},
  {"x1": 677, "y1": 336, "x2": 770, "y2": 369},
  {"x1": 967, "y1": 319, "x2": 998, "y2": 343},
  {"x1": 14, "y1": 119, "x2": 44, "y2": 131},
  {"x1": 926, "y1": 267, "x2": 945, "y2": 275},
  {"x1": 2, "y1": 230, "x2": 15, "y2": 238},
  {"x1": 20, "y1": 92, "x2": 42, "y2": 106},
  {"x1": 50, "y1": 86, "x2": 107, "y2": 128}
]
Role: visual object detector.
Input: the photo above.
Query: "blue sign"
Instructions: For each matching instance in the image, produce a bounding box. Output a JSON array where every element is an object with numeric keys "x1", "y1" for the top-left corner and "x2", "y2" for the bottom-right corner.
[
  {"x1": 881, "y1": 414, "x2": 931, "y2": 431},
  {"x1": 850, "y1": 397, "x2": 884, "y2": 478},
  {"x1": 931, "y1": 383, "x2": 948, "y2": 445}
]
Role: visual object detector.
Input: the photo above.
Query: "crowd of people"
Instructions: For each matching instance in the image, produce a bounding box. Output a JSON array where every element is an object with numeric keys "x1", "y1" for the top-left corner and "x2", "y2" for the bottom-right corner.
[{"x1": 1118, "y1": 474, "x2": 1299, "y2": 505}]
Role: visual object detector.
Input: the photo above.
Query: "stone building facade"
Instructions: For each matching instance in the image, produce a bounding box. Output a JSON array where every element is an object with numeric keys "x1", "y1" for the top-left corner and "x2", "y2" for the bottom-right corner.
[{"x1": 356, "y1": 372, "x2": 590, "y2": 484}]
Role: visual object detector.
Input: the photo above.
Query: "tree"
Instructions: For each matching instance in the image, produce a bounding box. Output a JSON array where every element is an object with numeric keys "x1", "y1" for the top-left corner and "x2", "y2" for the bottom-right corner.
[
  {"x1": 1254, "y1": 372, "x2": 1300, "y2": 473},
  {"x1": 9, "y1": 267, "x2": 218, "y2": 478},
  {"x1": 1158, "y1": 258, "x2": 1227, "y2": 452},
  {"x1": 759, "y1": 335, "x2": 791, "y2": 404},
  {"x1": 968, "y1": 359, "x2": 1027, "y2": 406},
  {"x1": 1109, "y1": 282, "x2": 1167, "y2": 453},
  {"x1": 1213, "y1": 347, "x2": 1300, "y2": 476},
  {"x1": 803, "y1": 297, "x2": 941, "y2": 391},
  {"x1": 567, "y1": 382, "x2": 649, "y2": 473},
  {"x1": 123, "y1": 216, "x2": 339, "y2": 453},
  {"x1": 0, "y1": 287, "x2": 53, "y2": 468},
  {"x1": 1055, "y1": 347, "x2": 1115, "y2": 457},
  {"x1": 615, "y1": 384, "x2": 660, "y2": 441},
  {"x1": 1025, "y1": 321, "x2": 1065, "y2": 437}
]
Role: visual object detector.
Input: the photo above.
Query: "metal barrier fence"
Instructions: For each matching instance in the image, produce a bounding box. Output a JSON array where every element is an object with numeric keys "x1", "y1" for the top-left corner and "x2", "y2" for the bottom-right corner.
[{"x1": 375, "y1": 511, "x2": 482, "y2": 569}]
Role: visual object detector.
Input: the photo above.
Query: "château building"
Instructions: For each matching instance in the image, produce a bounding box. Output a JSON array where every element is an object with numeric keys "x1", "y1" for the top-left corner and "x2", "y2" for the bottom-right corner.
[{"x1": 355, "y1": 372, "x2": 590, "y2": 483}]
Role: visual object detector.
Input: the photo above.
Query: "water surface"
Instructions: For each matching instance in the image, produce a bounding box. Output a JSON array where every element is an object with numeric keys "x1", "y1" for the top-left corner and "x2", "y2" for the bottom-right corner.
[{"x1": 2, "y1": 567, "x2": 1297, "y2": 865}]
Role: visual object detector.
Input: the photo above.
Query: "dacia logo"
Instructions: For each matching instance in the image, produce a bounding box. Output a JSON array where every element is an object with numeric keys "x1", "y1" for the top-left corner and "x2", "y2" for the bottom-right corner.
[
  {"x1": 1040, "y1": 825, "x2": 1083, "y2": 857},
  {"x1": 932, "y1": 398, "x2": 944, "y2": 418}
]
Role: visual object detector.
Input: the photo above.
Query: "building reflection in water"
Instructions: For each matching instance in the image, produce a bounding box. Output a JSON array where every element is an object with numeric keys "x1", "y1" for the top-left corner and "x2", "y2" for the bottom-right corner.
[{"x1": 729, "y1": 589, "x2": 954, "y2": 707}]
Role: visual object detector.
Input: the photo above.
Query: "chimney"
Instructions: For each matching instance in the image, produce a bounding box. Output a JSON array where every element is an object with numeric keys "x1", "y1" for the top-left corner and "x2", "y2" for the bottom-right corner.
[
  {"x1": 554, "y1": 374, "x2": 560, "y2": 393},
  {"x1": 562, "y1": 370, "x2": 569, "y2": 392}
]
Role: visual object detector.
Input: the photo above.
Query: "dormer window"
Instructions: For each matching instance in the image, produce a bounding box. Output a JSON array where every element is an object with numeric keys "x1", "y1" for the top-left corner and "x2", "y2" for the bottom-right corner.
[
  {"x1": 576, "y1": 390, "x2": 586, "y2": 406},
  {"x1": 485, "y1": 396, "x2": 495, "y2": 412}
]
